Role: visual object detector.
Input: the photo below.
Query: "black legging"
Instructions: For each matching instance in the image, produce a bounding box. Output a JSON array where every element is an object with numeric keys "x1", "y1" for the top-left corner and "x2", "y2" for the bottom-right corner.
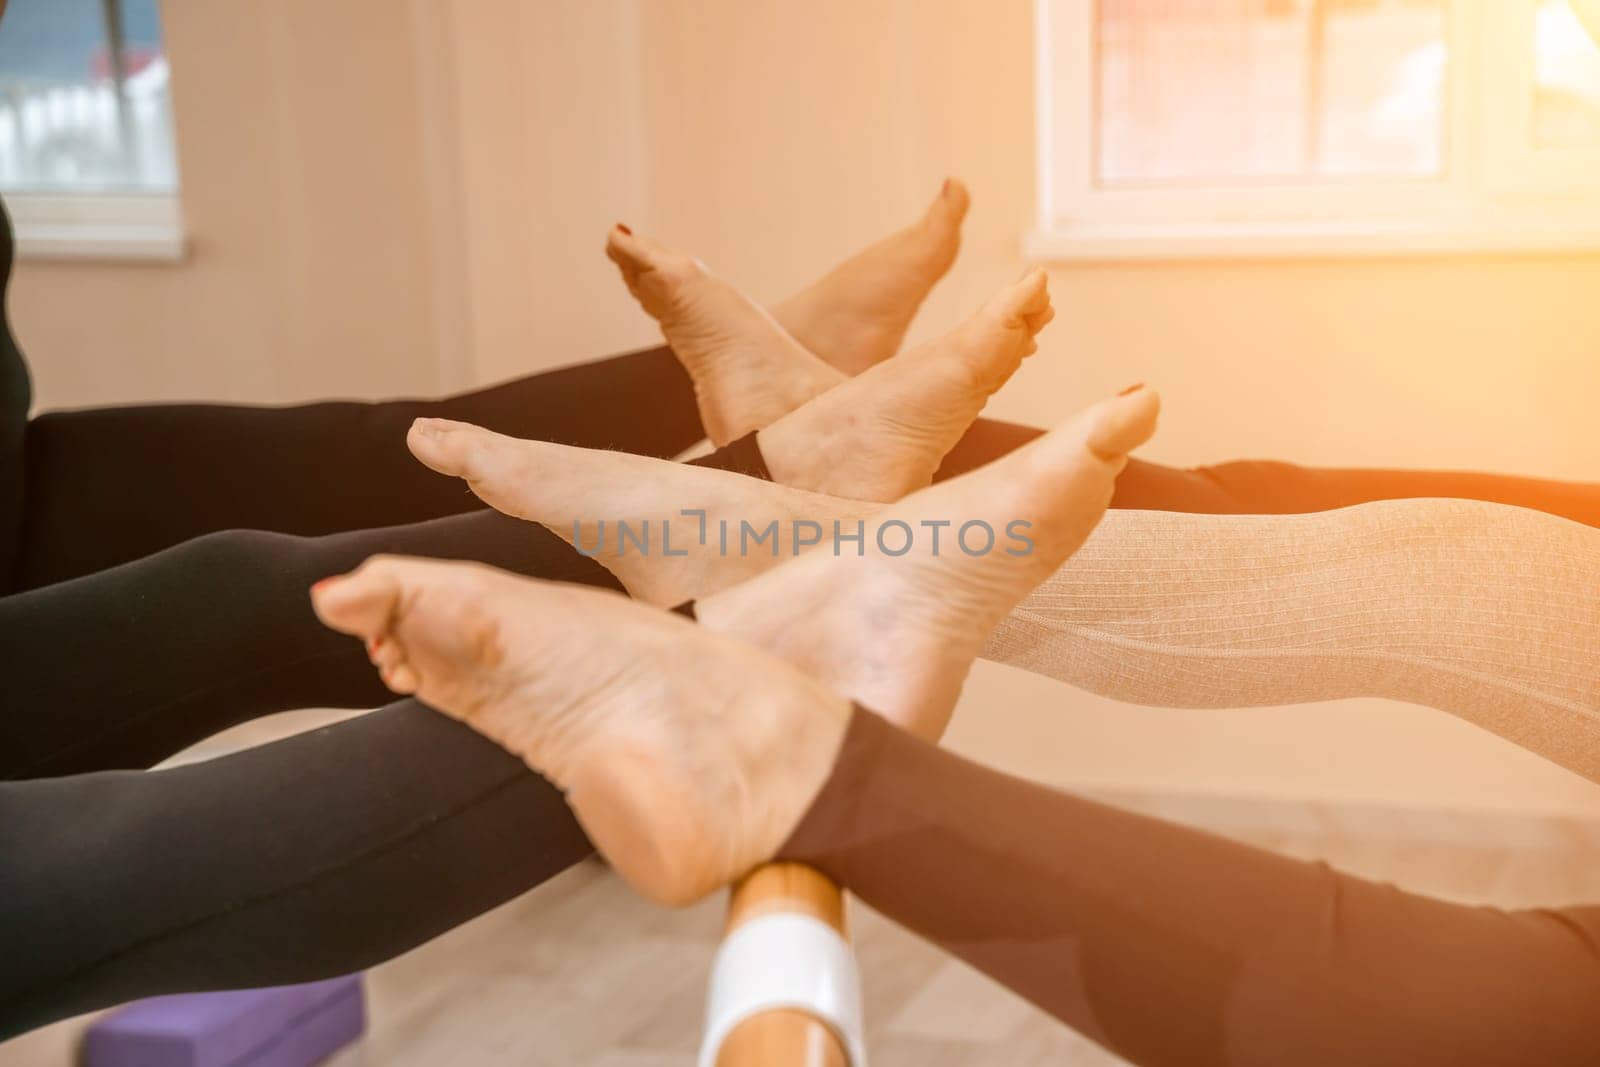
[
  {"x1": 2, "y1": 514, "x2": 615, "y2": 780},
  {"x1": 781, "y1": 706, "x2": 1600, "y2": 1067},
  {"x1": 1, "y1": 431, "x2": 776, "y2": 782},
  {"x1": 0, "y1": 336, "x2": 793, "y2": 1037},
  {"x1": 1, "y1": 700, "x2": 585, "y2": 1038},
  {"x1": 7, "y1": 344, "x2": 706, "y2": 593}
]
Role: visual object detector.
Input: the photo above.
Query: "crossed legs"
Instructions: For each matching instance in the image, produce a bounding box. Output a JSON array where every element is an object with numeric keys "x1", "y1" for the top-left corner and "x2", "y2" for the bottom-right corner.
[
  {"x1": 314, "y1": 402, "x2": 1600, "y2": 1067},
  {"x1": 7, "y1": 184, "x2": 1600, "y2": 1050},
  {"x1": 0, "y1": 189, "x2": 1037, "y2": 1036},
  {"x1": 2, "y1": 183, "x2": 969, "y2": 592}
]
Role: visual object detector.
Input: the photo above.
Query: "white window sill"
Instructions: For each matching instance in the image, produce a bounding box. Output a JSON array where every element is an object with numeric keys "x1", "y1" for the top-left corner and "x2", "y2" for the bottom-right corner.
[
  {"x1": 6, "y1": 193, "x2": 186, "y2": 263},
  {"x1": 1026, "y1": 214, "x2": 1600, "y2": 261}
]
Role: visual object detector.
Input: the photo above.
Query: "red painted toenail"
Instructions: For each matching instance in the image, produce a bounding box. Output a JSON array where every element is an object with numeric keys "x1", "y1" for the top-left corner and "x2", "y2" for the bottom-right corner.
[
  {"x1": 616, "y1": 222, "x2": 632, "y2": 235},
  {"x1": 1117, "y1": 382, "x2": 1145, "y2": 397}
]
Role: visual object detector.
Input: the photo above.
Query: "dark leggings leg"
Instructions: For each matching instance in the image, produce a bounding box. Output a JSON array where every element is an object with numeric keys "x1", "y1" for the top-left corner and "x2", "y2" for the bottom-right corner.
[
  {"x1": 0, "y1": 509, "x2": 622, "y2": 780},
  {"x1": 1112, "y1": 458, "x2": 1600, "y2": 524},
  {"x1": 0, "y1": 203, "x2": 28, "y2": 590},
  {"x1": 14, "y1": 346, "x2": 703, "y2": 590},
  {"x1": 2, "y1": 422, "x2": 783, "y2": 780},
  {"x1": 0, "y1": 509, "x2": 621, "y2": 1037},
  {"x1": 784, "y1": 707, "x2": 1600, "y2": 1067},
  {"x1": 939, "y1": 418, "x2": 1600, "y2": 526},
  {"x1": 0, "y1": 428, "x2": 800, "y2": 1035},
  {"x1": 0, "y1": 700, "x2": 591, "y2": 1040}
]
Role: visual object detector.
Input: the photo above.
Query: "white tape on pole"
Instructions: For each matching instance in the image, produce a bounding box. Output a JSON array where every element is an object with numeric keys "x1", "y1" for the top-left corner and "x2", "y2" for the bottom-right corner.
[{"x1": 698, "y1": 912, "x2": 867, "y2": 1067}]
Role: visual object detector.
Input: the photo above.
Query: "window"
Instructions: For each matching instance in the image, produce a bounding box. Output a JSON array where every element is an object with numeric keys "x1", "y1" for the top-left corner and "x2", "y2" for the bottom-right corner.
[
  {"x1": 0, "y1": 0, "x2": 183, "y2": 260},
  {"x1": 1535, "y1": 0, "x2": 1600, "y2": 147},
  {"x1": 1033, "y1": 0, "x2": 1600, "y2": 258}
]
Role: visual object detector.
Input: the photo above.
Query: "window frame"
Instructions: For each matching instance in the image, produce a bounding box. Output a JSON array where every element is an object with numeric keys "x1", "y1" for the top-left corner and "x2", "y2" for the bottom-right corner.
[
  {"x1": 7, "y1": 190, "x2": 184, "y2": 262},
  {"x1": 1481, "y1": 0, "x2": 1600, "y2": 191},
  {"x1": 1031, "y1": 0, "x2": 1600, "y2": 260},
  {"x1": 0, "y1": 0, "x2": 185, "y2": 264}
]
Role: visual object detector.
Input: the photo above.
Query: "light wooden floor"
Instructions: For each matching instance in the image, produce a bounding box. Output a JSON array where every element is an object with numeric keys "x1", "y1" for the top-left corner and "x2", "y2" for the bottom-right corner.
[{"x1": 7, "y1": 788, "x2": 1600, "y2": 1067}]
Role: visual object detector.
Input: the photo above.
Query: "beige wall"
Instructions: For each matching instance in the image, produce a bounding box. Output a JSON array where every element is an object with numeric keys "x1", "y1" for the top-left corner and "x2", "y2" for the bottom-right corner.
[{"x1": 11, "y1": 0, "x2": 1600, "y2": 814}]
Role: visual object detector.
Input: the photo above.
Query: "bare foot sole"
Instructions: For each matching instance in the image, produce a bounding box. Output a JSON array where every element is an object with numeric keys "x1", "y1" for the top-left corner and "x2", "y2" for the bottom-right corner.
[
  {"x1": 311, "y1": 559, "x2": 849, "y2": 906},
  {"x1": 317, "y1": 388, "x2": 1157, "y2": 903}
]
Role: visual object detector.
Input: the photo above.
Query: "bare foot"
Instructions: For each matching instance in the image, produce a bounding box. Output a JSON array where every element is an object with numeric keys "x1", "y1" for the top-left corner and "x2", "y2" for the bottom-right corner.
[
  {"x1": 701, "y1": 385, "x2": 1160, "y2": 738},
  {"x1": 606, "y1": 226, "x2": 844, "y2": 446},
  {"x1": 770, "y1": 179, "x2": 970, "y2": 375},
  {"x1": 410, "y1": 386, "x2": 1159, "y2": 738},
  {"x1": 311, "y1": 559, "x2": 850, "y2": 906},
  {"x1": 756, "y1": 268, "x2": 1053, "y2": 501},
  {"x1": 314, "y1": 390, "x2": 1157, "y2": 901},
  {"x1": 408, "y1": 417, "x2": 871, "y2": 608},
  {"x1": 408, "y1": 267, "x2": 1046, "y2": 573}
]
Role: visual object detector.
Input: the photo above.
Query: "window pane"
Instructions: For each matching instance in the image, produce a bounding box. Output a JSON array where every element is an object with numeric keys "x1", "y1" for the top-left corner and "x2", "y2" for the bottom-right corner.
[
  {"x1": 1096, "y1": 0, "x2": 1448, "y2": 186},
  {"x1": 1534, "y1": 0, "x2": 1600, "y2": 148},
  {"x1": 0, "y1": 0, "x2": 177, "y2": 193}
]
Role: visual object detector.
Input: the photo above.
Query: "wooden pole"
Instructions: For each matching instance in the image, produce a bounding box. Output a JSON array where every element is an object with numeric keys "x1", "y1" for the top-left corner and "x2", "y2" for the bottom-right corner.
[{"x1": 712, "y1": 863, "x2": 853, "y2": 1067}]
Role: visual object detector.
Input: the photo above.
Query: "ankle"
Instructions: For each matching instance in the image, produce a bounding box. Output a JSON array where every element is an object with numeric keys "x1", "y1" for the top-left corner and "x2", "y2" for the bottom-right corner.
[
  {"x1": 755, "y1": 419, "x2": 832, "y2": 496},
  {"x1": 566, "y1": 672, "x2": 851, "y2": 906}
]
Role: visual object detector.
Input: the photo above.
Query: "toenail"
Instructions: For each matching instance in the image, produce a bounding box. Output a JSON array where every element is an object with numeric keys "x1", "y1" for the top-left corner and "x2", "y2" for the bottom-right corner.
[
  {"x1": 413, "y1": 418, "x2": 456, "y2": 440},
  {"x1": 1117, "y1": 382, "x2": 1146, "y2": 397},
  {"x1": 616, "y1": 222, "x2": 633, "y2": 235}
]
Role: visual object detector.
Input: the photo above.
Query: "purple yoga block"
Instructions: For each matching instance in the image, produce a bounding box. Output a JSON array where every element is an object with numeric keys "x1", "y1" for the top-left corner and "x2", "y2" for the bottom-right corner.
[{"x1": 83, "y1": 975, "x2": 365, "y2": 1067}]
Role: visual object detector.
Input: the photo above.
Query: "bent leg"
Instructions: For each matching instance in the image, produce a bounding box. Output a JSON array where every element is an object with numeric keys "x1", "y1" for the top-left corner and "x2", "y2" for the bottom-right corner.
[
  {"x1": 0, "y1": 700, "x2": 591, "y2": 1040},
  {"x1": 784, "y1": 707, "x2": 1600, "y2": 1067}
]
